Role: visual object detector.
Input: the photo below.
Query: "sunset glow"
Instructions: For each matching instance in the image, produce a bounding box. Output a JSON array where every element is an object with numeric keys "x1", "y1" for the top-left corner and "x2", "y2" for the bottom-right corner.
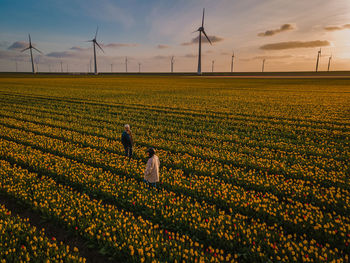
[{"x1": 0, "y1": 0, "x2": 349, "y2": 72}]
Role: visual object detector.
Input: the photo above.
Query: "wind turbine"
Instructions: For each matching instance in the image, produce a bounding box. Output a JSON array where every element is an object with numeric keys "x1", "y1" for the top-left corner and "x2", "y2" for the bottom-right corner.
[
  {"x1": 211, "y1": 60, "x2": 215, "y2": 73},
  {"x1": 315, "y1": 48, "x2": 321, "y2": 72},
  {"x1": 87, "y1": 27, "x2": 104, "y2": 75},
  {"x1": 171, "y1": 56, "x2": 175, "y2": 73},
  {"x1": 327, "y1": 54, "x2": 332, "y2": 72},
  {"x1": 60, "y1": 61, "x2": 63, "y2": 73},
  {"x1": 231, "y1": 51, "x2": 235, "y2": 73},
  {"x1": 111, "y1": 63, "x2": 113, "y2": 73},
  {"x1": 138, "y1": 62, "x2": 141, "y2": 73},
  {"x1": 262, "y1": 59, "x2": 266, "y2": 73},
  {"x1": 21, "y1": 34, "x2": 42, "y2": 74},
  {"x1": 193, "y1": 8, "x2": 212, "y2": 75},
  {"x1": 125, "y1": 57, "x2": 128, "y2": 72}
]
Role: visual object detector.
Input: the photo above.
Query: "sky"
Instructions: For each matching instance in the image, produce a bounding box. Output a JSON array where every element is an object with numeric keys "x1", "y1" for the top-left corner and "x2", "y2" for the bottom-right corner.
[{"x1": 0, "y1": 0, "x2": 349, "y2": 72}]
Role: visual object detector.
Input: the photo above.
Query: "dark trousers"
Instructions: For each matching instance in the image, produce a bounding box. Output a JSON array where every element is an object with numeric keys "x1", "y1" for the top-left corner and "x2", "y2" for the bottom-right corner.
[
  {"x1": 124, "y1": 146, "x2": 132, "y2": 158},
  {"x1": 143, "y1": 179, "x2": 157, "y2": 189}
]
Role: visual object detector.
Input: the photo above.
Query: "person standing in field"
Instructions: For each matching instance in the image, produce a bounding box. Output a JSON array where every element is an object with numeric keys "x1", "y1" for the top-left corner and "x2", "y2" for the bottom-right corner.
[
  {"x1": 121, "y1": 124, "x2": 133, "y2": 158},
  {"x1": 144, "y1": 148, "x2": 160, "y2": 188}
]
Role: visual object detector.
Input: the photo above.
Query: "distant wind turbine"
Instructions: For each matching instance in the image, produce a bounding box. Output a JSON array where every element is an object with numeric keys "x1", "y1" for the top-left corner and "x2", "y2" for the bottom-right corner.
[
  {"x1": 262, "y1": 59, "x2": 266, "y2": 73},
  {"x1": 315, "y1": 48, "x2": 321, "y2": 72},
  {"x1": 111, "y1": 63, "x2": 113, "y2": 73},
  {"x1": 231, "y1": 51, "x2": 235, "y2": 73},
  {"x1": 193, "y1": 8, "x2": 212, "y2": 75},
  {"x1": 87, "y1": 27, "x2": 104, "y2": 75},
  {"x1": 211, "y1": 60, "x2": 215, "y2": 73},
  {"x1": 138, "y1": 62, "x2": 141, "y2": 73},
  {"x1": 125, "y1": 57, "x2": 128, "y2": 73},
  {"x1": 171, "y1": 56, "x2": 175, "y2": 73},
  {"x1": 328, "y1": 55, "x2": 332, "y2": 72},
  {"x1": 60, "y1": 61, "x2": 63, "y2": 73},
  {"x1": 21, "y1": 34, "x2": 42, "y2": 74}
]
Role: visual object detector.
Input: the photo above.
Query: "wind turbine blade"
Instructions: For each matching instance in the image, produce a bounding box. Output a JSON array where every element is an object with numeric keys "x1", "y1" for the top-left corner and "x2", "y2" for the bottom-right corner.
[
  {"x1": 202, "y1": 30, "x2": 212, "y2": 45},
  {"x1": 192, "y1": 29, "x2": 199, "y2": 33},
  {"x1": 95, "y1": 42, "x2": 104, "y2": 53},
  {"x1": 202, "y1": 8, "x2": 205, "y2": 27},
  {"x1": 28, "y1": 34, "x2": 31, "y2": 44},
  {"x1": 95, "y1": 26, "x2": 99, "y2": 39},
  {"x1": 21, "y1": 47, "x2": 30, "y2": 52},
  {"x1": 32, "y1": 47, "x2": 43, "y2": 54}
]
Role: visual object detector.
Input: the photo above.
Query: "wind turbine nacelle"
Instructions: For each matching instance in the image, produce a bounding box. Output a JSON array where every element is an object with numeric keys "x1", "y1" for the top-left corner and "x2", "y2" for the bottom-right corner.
[{"x1": 198, "y1": 27, "x2": 204, "y2": 31}]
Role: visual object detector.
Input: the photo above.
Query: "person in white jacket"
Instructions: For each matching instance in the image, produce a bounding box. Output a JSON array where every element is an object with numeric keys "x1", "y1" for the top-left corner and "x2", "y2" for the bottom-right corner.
[{"x1": 144, "y1": 148, "x2": 160, "y2": 188}]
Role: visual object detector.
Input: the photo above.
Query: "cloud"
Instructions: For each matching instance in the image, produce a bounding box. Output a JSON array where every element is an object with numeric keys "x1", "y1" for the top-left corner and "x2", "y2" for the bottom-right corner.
[
  {"x1": 70, "y1": 46, "x2": 88, "y2": 51},
  {"x1": 240, "y1": 55, "x2": 293, "y2": 61},
  {"x1": 181, "y1": 35, "x2": 223, "y2": 46},
  {"x1": 260, "y1": 40, "x2": 330, "y2": 50},
  {"x1": 258, "y1": 24, "x2": 295, "y2": 37},
  {"x1": 157, "y1": 44, "x2": 169, "y2": 49},
  {"x1": 103, "y1": 43, "x2": 138, "y2": 48},
  {"x1": 8, "y1": 41, "x2": 28, "y2": 50},
  {"x1": 46, "y1": 51, "x2": 80, "y2": 58},
  {"x1": 181, "y1": 53, "x2": 197, "y2": 58},
  {"x1": 324, "y1": 24, "x2": 350, "y2": 31}
]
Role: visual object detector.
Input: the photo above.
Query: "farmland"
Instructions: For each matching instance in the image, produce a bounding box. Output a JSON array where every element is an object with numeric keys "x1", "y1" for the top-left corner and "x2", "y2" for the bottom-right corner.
[{"x1": 0, "y1": 74, "x2": 349, "y2": 262}]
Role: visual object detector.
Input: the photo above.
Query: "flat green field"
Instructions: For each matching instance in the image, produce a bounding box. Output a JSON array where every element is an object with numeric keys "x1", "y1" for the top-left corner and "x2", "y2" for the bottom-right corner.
[{"x1": 0, "y1": 75, "x2": 349, "y2": 262}]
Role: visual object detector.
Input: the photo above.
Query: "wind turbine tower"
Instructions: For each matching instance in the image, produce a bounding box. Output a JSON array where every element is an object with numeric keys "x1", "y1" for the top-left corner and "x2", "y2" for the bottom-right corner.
[
  {"x1": 125, "y1": 57, "x2": 128, "y2": 73},
  {"x1": 211, "y1": 60, "x2": 214, "y2": 73},
  {"x1": 87, "y1": 27, "x2": 104, "y2": 75},
  {"x1": 111, "y1": 64, "x2": 113, "y2": 73},
  {"x1": 138, "y1": 63, "x2": 141, "y2": 73},
  {"x1": 21, "y1": 34, "x2": 42, "y2": 74},
  {"x1": 194, "y1": 8, "x2": 212, "y2": 75},
  {"x1": 60, "y1": 61, "x2": 63, "y2": 73},
  {"x1": 328, "y1": 55, "x2": 332, "y2": 72},
  {"x1": 315, "y1": 48, "x2": 321, "y2": 72},
  {"x1": 171, "y1": 56, "x2": 175, "y2": 73},
  {"x1": 262, "y1": 59, "x2": 266, "y2": 73},
  {"x1": 231, "y1": 51, "x2": 235, "y2": 73}
]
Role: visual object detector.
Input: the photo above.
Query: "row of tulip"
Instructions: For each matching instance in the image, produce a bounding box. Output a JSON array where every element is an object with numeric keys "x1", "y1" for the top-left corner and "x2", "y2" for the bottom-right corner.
[
  {"x1": 0, "y1": 116, "x2": 348, "y2": 218},
  {"x1": 1, "y1": 99, "x2": 347, "y2": 159},
  {"x1": 0, "y1": 204, "x2": 85, "y2": 262},
  {"x1": 0, "y1": 108, "x2": 347, "y2": 193},
  {"x1": 0, "y1": 140, "x2": 348, "y2": 262},
  {"x1": 0, "y1": 159, "x2": 234, "y2": 262},
  {"x1": 1, "y1": 95, "x2": 347, "y2": 141},
  {"x1": 0, "y1": 130, "x2": 348, "y2": 257}
]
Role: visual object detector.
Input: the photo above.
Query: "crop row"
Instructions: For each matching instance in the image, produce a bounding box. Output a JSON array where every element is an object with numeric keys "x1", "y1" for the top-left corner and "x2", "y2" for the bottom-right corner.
[
  {"x1": 0, "y1": 108, "x2": 348, "y2": 192},
  {"x1": 0, "y1": 160, "x2": 232, "y2": 262},
  {"x1": 0, "y1": 115, "x2": 348, "y2": 217},
  {"x1": 1, "y1": 97, "x2": 348, "y2": 156},
  {"x1": 0, "y1": 203, "x2": 85, "y2": 262},
  {"x1": 1, "y1": 94, "x2": 348, "y2": 133},
  {"x1": 0, "y1": 130, "x2": 349, "y2": 255}
]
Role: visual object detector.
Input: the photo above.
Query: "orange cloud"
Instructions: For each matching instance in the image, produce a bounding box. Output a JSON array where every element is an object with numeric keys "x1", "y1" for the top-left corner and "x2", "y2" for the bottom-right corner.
[
  {"x1": 157, "y1": 44, "x2": 170, "y2": 49},
  {"x1": 258, "y1": 24, "x2": 295, "y2": 37},
  {"x1": 324, "y1": 24, "x2": 350, "y2": 31},
  {"x1": 260, "y1": 40, "x2": 330, "y2": 50},
  {"x1": 181, "y1": 35, "x2": 223, "y2": 46}
]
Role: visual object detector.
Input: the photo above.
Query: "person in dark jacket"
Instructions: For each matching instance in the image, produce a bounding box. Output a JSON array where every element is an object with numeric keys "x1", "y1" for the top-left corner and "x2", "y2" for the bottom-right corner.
[{"x1": 121, "y1": 124, "x2": 133, "y2": 158}]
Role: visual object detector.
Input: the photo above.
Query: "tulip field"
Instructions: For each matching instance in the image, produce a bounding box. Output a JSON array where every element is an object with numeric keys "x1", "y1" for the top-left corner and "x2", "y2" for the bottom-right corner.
[{"x1": 0, "y1": 75, "x2": 349, "y2": 262}]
